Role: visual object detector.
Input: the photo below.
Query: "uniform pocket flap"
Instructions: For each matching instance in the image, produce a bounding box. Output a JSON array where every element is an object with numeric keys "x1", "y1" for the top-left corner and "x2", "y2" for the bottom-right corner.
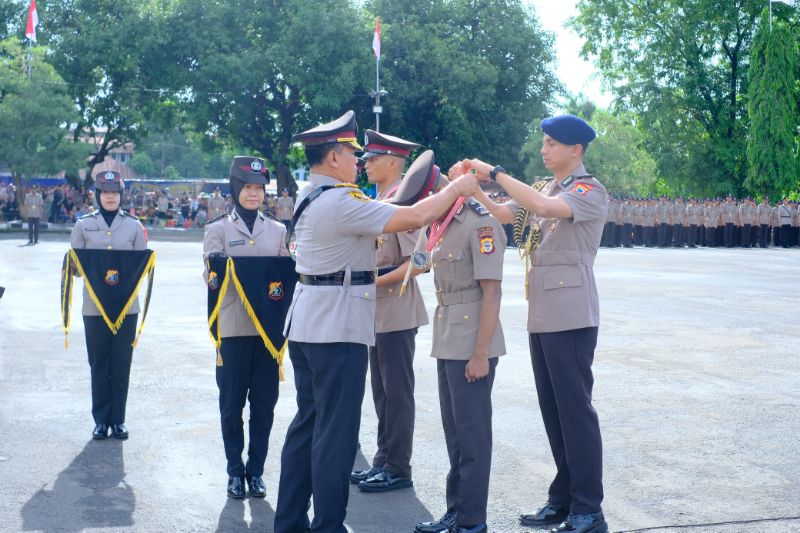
[
  {"x1": 438, "y1": 247, "x2": 463, "y2": 262},
  {"x1": 542, "y1": 265, "x2": 583, "y2": 290},
  {"x1": 446, "y1": 301, "x2": 481, "y2": 324}
]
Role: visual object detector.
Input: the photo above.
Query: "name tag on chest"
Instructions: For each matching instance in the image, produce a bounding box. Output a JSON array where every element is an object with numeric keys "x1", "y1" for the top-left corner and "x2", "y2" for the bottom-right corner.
[{"x1": 228, "y1": 239, "x2": 246, "y2": 247}]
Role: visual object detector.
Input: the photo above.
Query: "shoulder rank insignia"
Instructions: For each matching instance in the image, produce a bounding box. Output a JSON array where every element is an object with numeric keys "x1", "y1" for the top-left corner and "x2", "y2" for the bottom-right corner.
[
  {"x1": 206, "y1": 214, "x2": 227, "y2": 225},
  {"x1": 561, "y1": 175, "x2": 576, "y2": 188},
  {"x1": 467, "y1": 200, "x2": 489, "y2": 216},
  {"x1": 572, "y1": 183, "x2": 594, "y2": 195},
  {"x1": 478, "y1": 226, "x2": 495, "y2": 254},
  {"x1": 78, "y1": 211, "x2": 97, "y2": 219}
]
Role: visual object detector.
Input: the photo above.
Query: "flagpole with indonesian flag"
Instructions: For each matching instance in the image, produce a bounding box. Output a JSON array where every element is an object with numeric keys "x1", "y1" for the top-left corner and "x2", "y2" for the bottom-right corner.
[
  {"x1": 25, "y1": 0, "x2": 38, "y2": 42},
  {"x1": 371, "y1": 17, "x2": 383, "y2": 131}
]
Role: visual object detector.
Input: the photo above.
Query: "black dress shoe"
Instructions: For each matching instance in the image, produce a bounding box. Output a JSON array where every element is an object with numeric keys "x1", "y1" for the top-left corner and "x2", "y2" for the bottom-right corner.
[
  {"x1": 358, "y1": 469, "x2": 413, "y2": 492},
  {"x1": 111, "y1": 424, "x2": 128, "y2": 440},
  {"x1": 92, "y1": 424, "x2": 109, "y2": 440},
  {"x1": 415, "y1": 510, "x2": 456, "y2": 533},
  {"x1": 551, "y1": 512, "x2": 608, "y2": 533},
  {"x1": 227, "y1": 476, "x2": 246, "y2": 499},
  {"x1": 350, "y1": 466, "x2": 382, "y2": 484},
  {"x1": 247, "y1": 475, "x2": 266, "y2": 498},
  {"x1": 520, "y1": 501, "x2": 569, "y2": 527}
]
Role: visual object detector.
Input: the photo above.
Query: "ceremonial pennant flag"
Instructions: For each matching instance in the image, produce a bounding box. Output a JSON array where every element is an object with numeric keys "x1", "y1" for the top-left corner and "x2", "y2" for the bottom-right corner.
[
  {"x1": 25, "y1": 0, "x2": 38, "y2": 42},
  {"x1": 207, "y1": 256, "x2": 298, "y2": 380},
  {"x1": 61, "y1": 249, "x2": 156, "y2": 348},
  {"x1": 372, "y1": 17, "x2": 381, "y2": 58}
]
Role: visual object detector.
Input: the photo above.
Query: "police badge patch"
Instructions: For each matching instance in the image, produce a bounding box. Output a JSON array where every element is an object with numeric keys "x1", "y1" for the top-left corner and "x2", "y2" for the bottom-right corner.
[
  {"x1": 104, "y1": 269, "x2": 119, "y2": 285},
  {"x1": 268, "y1": 281, "x2": 284, "y2": 301},
  {"x1": 478, "y1": 226, "x2": 495, "y2": 254},
  {"x1": 208, "y1": 271, "x2": 219, "y2": 290},
  {"x1": 349, "y1": 191, "x2": 370, "y2": 202},
  {"x1": 573, "y1": 183, "x2": 593, "y2": 195}
]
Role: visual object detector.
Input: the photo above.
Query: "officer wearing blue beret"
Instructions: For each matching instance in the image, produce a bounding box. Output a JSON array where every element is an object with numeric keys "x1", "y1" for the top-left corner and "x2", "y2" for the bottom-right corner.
[{"x1": 465, "y1": 114, "x2": 610, "y2": 533}]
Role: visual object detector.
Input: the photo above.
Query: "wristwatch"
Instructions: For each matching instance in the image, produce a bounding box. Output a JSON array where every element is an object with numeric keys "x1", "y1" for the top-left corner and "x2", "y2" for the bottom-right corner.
[{"x1": 489, "y1": 165, "x2": 505, "y2": 182}]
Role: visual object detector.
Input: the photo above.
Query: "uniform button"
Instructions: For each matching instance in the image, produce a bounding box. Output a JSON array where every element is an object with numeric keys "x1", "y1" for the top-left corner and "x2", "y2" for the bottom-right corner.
[
  {"x1": 464, "y1": 315, "x2": 469, "y2": 320},
  {"x1": 388, "y1": 288, "x2": 393, "y2": 293},
  {"x1": 438, "y1": 314, "x2": 443, "y2": 319},
  {"x1": 448, "y1": 253, "x2": 453, "y2": 258},
  {"x1": 559, "y1": 281, "x2": 564, "y2": 286},
  {"x1": 364, "y1": 292, "x2": 369, "y2": 297},
  {"x1": 433, "y1": 262, "x2": 437, "y2": 268},
  {"x1": 249, "y1": 240, "x2": 255, "y2": 245},
  {"x1": 107, "y1": 245, "x2": 112, "y2": 250},
  {"x1": 106, "y1": 231, "x2": 112, "y2": 236}
]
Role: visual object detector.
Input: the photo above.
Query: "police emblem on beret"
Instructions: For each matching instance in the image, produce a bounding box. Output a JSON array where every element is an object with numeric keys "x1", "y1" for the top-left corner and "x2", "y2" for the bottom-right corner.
[
  {"x1": 104, "y1": 269, "x2": 119, "y2": 285},
  {"x1": 268, "y1": 281, "x2": 284, "y2": 301},
  {"x1": 250, "y1": 160, "x2": 263, "y2": 172},
  {"x1": 478, "y1": 227, "x2": 495, "y2": 254},
  {"x1": 104, "y1": 171, "x2": 116, "y2": 181},
  {"x1": 207, "y1": 271, "x2": 219, "y2": 290}
]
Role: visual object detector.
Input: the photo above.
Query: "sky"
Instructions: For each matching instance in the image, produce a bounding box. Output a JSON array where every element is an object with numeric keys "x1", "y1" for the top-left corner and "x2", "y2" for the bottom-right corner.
[{"x1": 524, "y1": 0, "x2": 614, "y2": 110}]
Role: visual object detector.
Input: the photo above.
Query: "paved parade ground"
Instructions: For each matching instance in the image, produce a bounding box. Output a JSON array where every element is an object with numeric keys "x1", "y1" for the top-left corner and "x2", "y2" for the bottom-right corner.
[{"x1": 1, "y1": 233, "x2": 799, "y2": 533}]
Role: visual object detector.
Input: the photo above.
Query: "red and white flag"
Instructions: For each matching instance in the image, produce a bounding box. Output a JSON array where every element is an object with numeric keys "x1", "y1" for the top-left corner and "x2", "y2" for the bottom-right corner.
[
  {"x1": 372, "y1": 17, "x2": 381, "y2": 58},
  {"x1": 25, "y1": 0, "x2": 39, "y2": 42}
]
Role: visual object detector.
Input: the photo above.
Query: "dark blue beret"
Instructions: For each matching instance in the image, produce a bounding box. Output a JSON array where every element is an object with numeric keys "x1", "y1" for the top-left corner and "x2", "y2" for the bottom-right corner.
[{"x1": 541, "y1": 114, "x2": 596, "y2": 145}]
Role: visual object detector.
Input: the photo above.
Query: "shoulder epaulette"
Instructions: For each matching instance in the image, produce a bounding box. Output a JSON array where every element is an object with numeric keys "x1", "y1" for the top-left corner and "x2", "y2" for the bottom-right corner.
[
  {"x1": 467, "y1": 199, "x2": 489, "y2": 216},
  {"x1": 207, "y1": 214, "x2": 227, "y2": 225},
  {"x1": 334, "y1": 183, "x2": 360, "y2": 190},
  {"x1": 120, "y1": 210, "x2": 143, "y2": 222},
  {"x1": 77, "y1": 211, "x2": 97, "y2": 219},
  {"x1": 543, "y1": 176, "x2": 555, "y2": 181},
  {"x1": 574, "y1": 174, "x2": 596, "y2": 181},
  {"x1": 263, "y1": 212, "x2": 282, "y2": 224}
]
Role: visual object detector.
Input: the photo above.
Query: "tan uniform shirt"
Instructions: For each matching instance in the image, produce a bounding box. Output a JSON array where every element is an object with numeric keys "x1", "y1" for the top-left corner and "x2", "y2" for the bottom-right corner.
[
  {"x1": 721, "y1": 203, "x2": 736, "y2": 224},
  {"x1": 70, "y1": 210, "x2": 148, "y2": 316},
  {"x1": 208, "y1": 195, "x2": 226, "y2": 219},
  {"x1": 203, "y1": 209, "x2": 289, "y2": 338},
  {"x1": 275, "y1": 196, "x2": 295, "y2": 221},
  {"x1": 284, "y1": 173, "x2": 397, "y2": 346},
  {"x1": 24, "y1": 192, "x2": 44, "y2": 219},
  {"x1": 655, "y1": 201, "x2": 670, "y2": 224},
  {"x1": 509, "y1": 165, "x2": 608, "y2": 333},
  {"x1": 757, "y1": 203, "x2": 771, "y2": 225},
  {"x1": 431, "y1": 201, "x2": 505, "y2": 359},
  {"x1": 375, "y1": 181, "x2": 429, "y2": 334},
  {"x1": 671, "y1": 202, "x2": 685, "y2": 225}
]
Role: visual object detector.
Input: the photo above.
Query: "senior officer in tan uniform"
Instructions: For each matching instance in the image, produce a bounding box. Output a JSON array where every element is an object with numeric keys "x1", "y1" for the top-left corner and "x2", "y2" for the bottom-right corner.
[
  {"x1": 407, "y1": 155, "x2": 505, "y2": 533},
  {"x1": 204, "y1": 157, "x2": 289, "y2": 500},
  {"x1": 466, "y1": 114, "x2": 609, "y2": 533},
  {"x1": 350, "y1": 129, "x2": 428, "y2": 493},
  {"x1": 71, "y1": 171, "x2": 147, "y2": 440},
  {"x1": 274, "y1": 111, "x2": 479, "y2": 533},
  {"x1": 275, "y1": 188, "x2": 295, "y2": 230}
]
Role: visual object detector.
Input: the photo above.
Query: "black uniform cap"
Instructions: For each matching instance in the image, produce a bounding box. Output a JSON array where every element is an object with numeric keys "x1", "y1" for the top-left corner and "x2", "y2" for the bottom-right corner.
[
  {"x1": 390, "y1": 150, "x2": 441, "y2": 206},
  {"x1": 362, "y1": 129, "x2": 421, "y2": 160},
  {"x1": 94, "y1": 170, "x2": 125, "y2": 192},
  {"x1": 292, "y1": 110, "x2": 363, "y2": 151},
  {"x1": 229, "y1": 156, "x2": 270, "y2": 185}
]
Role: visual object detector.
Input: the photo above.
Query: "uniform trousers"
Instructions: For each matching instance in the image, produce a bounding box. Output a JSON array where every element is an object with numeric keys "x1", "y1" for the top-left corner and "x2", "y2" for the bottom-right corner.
[
  {"x1": 275, "y1": 341, "x2": 368, "y2": 533},
  {"x1": 758, "y1": 225, "x2": 769, "y2": 248},
  {"x1": 83, "y1": 314, "x2": 137, "y2": 425},
  {"x1": 216, "y1": 336, "x2": 280, "y2": 478},
  {"x1": 722, "y1": 223, "x2": 733, "y2": 247},
  {"x1": 27, "y1": 217, "x2": 40, "y2": 243},
  {"x1": 438, "y1": 357, "x2": 498, "y2": 527},
  {"x1": 529, "y1": 327, "x2": 603, "y2": 515},
  {"x1": 672, "y1": 224, "x2": 683, "y2": 247},
  {"x1": 622, "y1": 223, "x2": 633, "y2": 247},
  {"x1": 779, "y1": 225, "x2": 792, "y2": 248},
  {"x1": 369, "y1": 328, "x2": 416, "y2": 478},
  {"x1": 741, "y1": 224, "x2": 752, "y2": 247},
  {"x1": 687, "y1": 224, "x2": 698, "y2": 247}
]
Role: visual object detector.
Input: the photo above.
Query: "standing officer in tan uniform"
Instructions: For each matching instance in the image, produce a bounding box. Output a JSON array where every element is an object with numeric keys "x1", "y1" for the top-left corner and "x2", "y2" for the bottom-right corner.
[
  {"x1": 24, "y1": 185, "x2": 44, "y2": 245},
  {"x1": 466, "y1": 114, "x2": 609, "y2": 533},
  {"x1": 408, "y1": 155, "x2": 505, "y2": 533},
  {"x1": 274, "y1": 111, "x2": 479, "y2": 533},
  {"x1": 208, "y1": 187, "x2": 226, "y2": 219},
  {"x1": 275, "y1": 188, "x2": 295, "y2": 230},
  {"x1": 71, "y1": 171, "x2": 147, "y2": 440},
  {"x1": 203, "y1": 157, "x2": 289, "y2": 499},
  {"x1": 349, "y1": 130, "x2": 428, "y2": 493}
]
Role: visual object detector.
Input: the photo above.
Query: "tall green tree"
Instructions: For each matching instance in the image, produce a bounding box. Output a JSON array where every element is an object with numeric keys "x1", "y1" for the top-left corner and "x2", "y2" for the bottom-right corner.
[
  {"x1": 166, "y1": 0, "x2": 370, "y2": 194},
  {"x1": 0, "y1": 39, "x2": 82, "y2": 192},
  {"x1": 43, "y1": 0, "x2": 176, "y2": 188},
  {"x1": 746, "y1": 10, "x2": 798, "y2": 199},
  {"x1": 0, "y1": 0, "x2": 23, "y2": 40},
  {"x1": 365, "y1": 0, "x2": 560, "y2": 174},
  {"x1": 572, "y1": 0, "x2": 763, "y2": 197}
]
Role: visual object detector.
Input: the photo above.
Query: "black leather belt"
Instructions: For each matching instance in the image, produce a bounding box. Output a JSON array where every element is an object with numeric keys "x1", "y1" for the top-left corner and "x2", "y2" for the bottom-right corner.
[{"x1": 298, "y1": 271, "x2": 375, "y2": 286}]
